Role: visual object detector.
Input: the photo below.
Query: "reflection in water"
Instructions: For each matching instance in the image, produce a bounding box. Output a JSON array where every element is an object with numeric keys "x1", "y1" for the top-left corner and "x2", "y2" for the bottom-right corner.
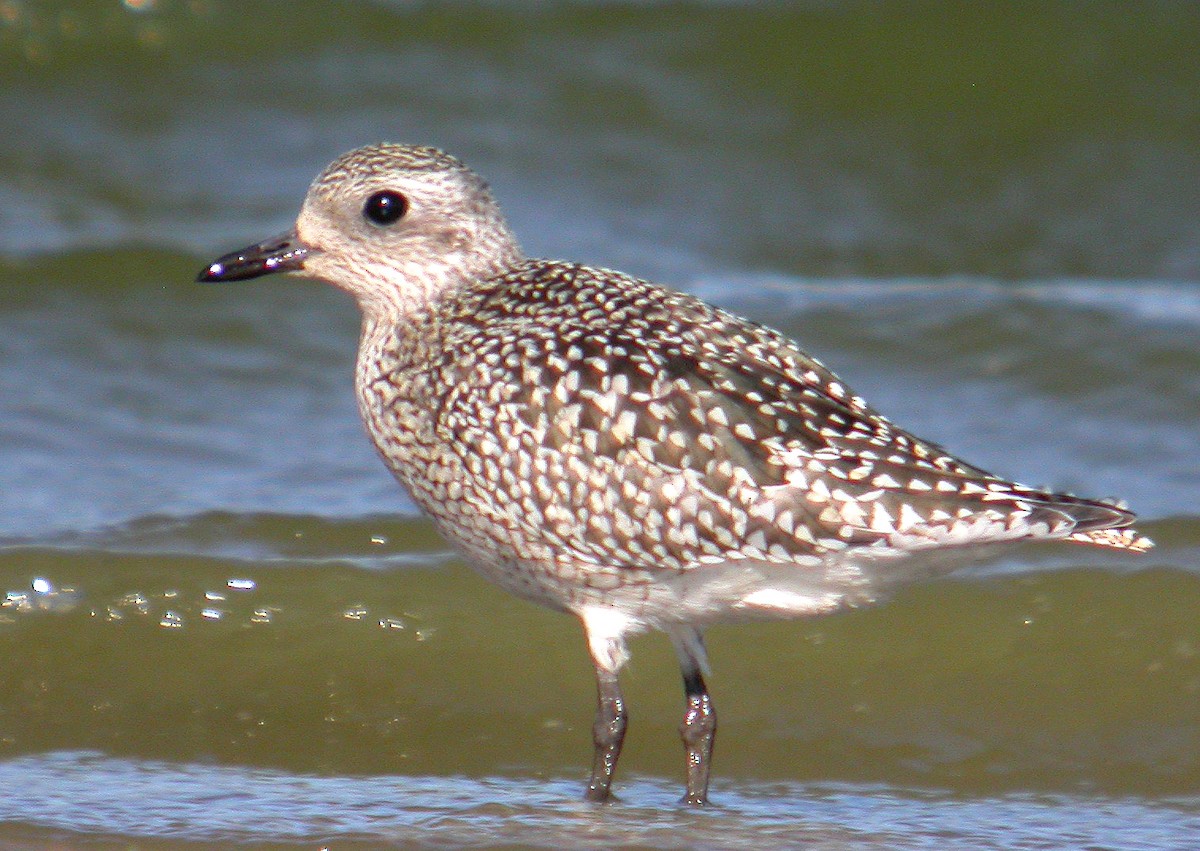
[{"x1": 2, "y1": 578, "x2": 81, "y2": 615}]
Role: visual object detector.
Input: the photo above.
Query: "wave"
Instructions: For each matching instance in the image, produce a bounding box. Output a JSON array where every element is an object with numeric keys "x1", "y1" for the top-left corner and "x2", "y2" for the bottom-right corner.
[{"x1": 689, "y1": 276, "x2": 1200, "y2": 327}]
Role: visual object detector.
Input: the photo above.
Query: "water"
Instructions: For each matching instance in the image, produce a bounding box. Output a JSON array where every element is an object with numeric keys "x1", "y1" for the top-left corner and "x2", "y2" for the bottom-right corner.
[
  {"x1": 2, "y1": 2, "x2": 1199, "y2": 848},
  {"x1": 1, "y1": 753, "x2": 1198, "y2": 851}
]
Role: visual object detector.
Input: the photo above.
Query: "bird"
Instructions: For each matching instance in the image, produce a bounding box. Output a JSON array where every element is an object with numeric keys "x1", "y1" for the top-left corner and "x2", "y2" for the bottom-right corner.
[{"x1": 199, "y1": 143, "x2": 1153, "y2": 806}]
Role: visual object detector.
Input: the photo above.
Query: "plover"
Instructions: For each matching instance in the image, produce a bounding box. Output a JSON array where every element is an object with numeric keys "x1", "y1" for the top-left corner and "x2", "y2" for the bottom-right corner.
[{"x1": 200, "y1": 143, "x2": 1151, "y2": 805}]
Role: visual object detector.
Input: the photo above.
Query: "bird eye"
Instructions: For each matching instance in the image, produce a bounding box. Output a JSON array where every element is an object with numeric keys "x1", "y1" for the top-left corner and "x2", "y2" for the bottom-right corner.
[{"x1": 363, "y1": 190, "x2": 408, "y2": 226}]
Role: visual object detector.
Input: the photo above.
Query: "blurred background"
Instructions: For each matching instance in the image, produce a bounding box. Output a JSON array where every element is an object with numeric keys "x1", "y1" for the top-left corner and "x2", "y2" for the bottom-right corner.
[{"x1": 0, "y1": 2, "x2": 1198, "y2": 848}]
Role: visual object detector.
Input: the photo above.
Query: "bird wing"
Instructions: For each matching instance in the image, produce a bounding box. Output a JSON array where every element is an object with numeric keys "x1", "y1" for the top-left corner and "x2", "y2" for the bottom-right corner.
[
  {"x1": 446, "y1": 262, "x2": 1150, "y2": 570},
  {"x1": 662, "y1": 296, "x2": 1149, "y2": 553}
]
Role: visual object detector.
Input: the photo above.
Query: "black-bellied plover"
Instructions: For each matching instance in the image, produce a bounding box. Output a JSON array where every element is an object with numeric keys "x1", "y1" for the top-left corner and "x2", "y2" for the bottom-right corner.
[{"x1": 200, "y1": 143, "x2": 1152, "y2": 805}]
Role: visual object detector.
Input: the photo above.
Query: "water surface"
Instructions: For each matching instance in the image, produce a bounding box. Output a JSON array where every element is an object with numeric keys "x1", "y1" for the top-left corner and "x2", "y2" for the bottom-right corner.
[{"x1": 1, "y1": 2, "x2": 1198, "y2": 848}]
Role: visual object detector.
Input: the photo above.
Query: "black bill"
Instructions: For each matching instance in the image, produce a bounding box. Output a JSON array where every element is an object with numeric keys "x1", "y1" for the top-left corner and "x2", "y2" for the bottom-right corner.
[{"x1": 197, "y1": 230, "x2": 310, "y2": 282}]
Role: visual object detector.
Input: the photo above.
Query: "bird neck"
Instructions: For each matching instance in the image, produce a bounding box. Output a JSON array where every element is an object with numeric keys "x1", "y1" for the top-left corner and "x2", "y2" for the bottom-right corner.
[{"x1": 353, "y1": 238, "x2": 524, "y2": 327}]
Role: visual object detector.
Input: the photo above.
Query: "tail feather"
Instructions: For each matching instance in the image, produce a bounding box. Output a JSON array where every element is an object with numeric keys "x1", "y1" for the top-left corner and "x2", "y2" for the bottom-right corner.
[
  {"x1": 1023, "y1": 490, "x2": 1154, "y2": 553},
  {"x1": 1067, "y1": 527, "x2": 1155, "y2": 552}
]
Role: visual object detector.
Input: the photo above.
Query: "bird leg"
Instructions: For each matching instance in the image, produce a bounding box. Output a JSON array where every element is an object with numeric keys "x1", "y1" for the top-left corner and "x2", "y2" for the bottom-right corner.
[
  {"x1": 585, "y1": 667, "x2": 627, "y2": 802},
  {"x1": 680, "y1": 666, "x2": 717, "y2": 805}
]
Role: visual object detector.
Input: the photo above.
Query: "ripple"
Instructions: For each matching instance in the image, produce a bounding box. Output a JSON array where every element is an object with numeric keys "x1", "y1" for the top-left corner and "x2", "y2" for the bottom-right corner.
[{"x1": 0, "y1": 752, "x2": 1196, "y2": 850}]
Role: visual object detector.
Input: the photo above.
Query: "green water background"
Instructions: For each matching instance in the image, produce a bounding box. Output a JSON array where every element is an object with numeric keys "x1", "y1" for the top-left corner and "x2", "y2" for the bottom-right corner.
[{"x1": 1, "y1": 2, "x2": 1198, "y2": 847}]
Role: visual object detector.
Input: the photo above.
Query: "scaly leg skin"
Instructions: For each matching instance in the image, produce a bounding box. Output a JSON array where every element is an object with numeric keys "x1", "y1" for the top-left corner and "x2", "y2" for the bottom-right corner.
[
  {"x1": 585, "y1": 668, "x2": 627, "y2": 802},
  {"x1": 680, "y1": 666, "x2": 717, "y2": 806}
]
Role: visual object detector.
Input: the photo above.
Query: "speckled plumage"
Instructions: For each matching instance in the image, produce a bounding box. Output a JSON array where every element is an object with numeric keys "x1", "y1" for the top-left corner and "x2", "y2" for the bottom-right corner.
[{"x1": 201, "y1": 143, "x2": 1152, "y2": 805}]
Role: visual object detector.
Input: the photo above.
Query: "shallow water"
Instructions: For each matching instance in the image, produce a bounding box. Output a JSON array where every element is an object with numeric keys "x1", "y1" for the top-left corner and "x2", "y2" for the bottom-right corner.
[
  {"x1": 1, "y1": 752, "x2": 1198, "y2": 850},
  {"x1": 2, "y1": 2, "x2": 1199, "y2": 848}
]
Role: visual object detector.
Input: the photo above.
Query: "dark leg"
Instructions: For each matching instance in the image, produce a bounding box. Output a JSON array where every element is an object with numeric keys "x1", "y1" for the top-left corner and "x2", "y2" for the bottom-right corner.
[
  {"x1": 585, "y1": 667, "x2": 627, "y2": 802},
  {"x1": 671, "y1": 627, "x2": 717, "y2": 805},
  {"x1": 680, "y1": 665, "x2": 717, "y2": 806},
  {"x1": 579, "y1": 609, "x2": 632, "y2": 802}
]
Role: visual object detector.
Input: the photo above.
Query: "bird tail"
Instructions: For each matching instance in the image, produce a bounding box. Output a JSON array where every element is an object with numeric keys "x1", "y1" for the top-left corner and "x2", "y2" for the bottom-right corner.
[
  {"x1": 1029, "y1": 492, "x2": 1155, "y2": 553},
  {"x1": 1066, "y1": 526, "x2": 1154, "y2": 552}
]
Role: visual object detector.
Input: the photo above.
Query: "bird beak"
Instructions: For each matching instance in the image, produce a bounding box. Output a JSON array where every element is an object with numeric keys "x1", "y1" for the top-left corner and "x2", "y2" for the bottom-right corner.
[{"x1": 196, "y1": 229, "x2": 311, "y2": 282}]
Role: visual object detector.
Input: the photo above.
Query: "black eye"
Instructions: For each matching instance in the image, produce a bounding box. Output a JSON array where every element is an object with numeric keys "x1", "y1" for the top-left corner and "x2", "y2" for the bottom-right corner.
[{"x1": 363, "y1": 190, "x2": 408, "y2": 226}]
